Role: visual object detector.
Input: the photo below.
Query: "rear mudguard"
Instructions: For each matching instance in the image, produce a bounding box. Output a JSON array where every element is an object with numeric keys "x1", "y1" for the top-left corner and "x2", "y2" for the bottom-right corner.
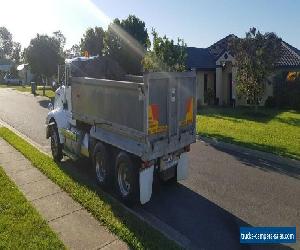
[{"x1": 139, "y1": 166, "x2": 154, "y2": 204}]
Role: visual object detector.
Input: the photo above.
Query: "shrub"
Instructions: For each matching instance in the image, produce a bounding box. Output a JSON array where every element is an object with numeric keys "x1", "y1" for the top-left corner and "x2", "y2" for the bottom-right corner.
[
  {"x1": 274, "y1": 81, "x2": 300, "y2": 110},
  {"x1": 264, "y1": 96, "x2": 276, "y2": 108},
  {"x1": 204, "y1": 88, "x2": 215, "y2": 105}
]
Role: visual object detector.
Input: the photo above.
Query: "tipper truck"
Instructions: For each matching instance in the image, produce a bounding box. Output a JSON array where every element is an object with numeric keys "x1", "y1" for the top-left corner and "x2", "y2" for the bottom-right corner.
[{"x1": 46, "y1": 56, "x2": 196, "y2": 204}]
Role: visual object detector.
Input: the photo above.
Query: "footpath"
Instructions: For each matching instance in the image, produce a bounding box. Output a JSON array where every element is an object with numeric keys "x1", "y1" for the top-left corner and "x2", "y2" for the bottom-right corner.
[{"x1": 0, "y1": 138, "x2": 128, "y2": 250}]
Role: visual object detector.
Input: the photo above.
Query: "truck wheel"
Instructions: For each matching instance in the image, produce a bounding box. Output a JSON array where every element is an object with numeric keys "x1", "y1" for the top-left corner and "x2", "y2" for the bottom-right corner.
[
  {"x1": 50, "y1": 125, "x2": 63, "y2": 162},
  {"x1": 115, "y1": 152, "x2": 139, "y2": 205},
  {"x1": 93, "y1": 142, "x2": 111, "y2": 189}
]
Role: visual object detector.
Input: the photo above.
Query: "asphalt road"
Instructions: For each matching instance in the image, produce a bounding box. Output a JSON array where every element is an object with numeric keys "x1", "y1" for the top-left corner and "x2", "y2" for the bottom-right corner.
[
  {"x1": 0, "y1": 88, "x2": 50, "y2": 152},
  {"x1": 0, "y1": 88, "x2": 299, "y2": 250}
]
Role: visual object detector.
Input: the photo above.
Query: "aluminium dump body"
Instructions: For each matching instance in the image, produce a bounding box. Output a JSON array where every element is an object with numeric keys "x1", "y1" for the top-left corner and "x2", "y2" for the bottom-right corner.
[{"x1": 71, "y1": 72, "x2": 196, "y2": 160}]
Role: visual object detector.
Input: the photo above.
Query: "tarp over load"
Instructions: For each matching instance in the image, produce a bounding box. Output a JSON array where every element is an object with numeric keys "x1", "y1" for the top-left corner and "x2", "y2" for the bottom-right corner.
[{"x1": 66, "y1": 56, "x2": 126, "y2": 81}]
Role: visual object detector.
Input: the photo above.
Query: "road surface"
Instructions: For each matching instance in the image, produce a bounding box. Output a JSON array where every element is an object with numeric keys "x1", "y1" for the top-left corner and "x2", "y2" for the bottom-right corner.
[{"x1": 0, "y1": 88, "x2": 299, "y2": 250}]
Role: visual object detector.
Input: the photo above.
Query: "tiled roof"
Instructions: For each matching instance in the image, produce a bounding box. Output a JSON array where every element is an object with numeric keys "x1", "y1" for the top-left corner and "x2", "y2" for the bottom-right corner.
[
  {"x1": 208, "y1": 34, "x2": 237, "y2": 59},
  {"x1": 276, "y1": 41, "x2": 300, "y2": 68},
  {"x1": 187, "y1": 35, "x2": 300, "y2": 70},
  {"x1": 186, "y1": 47, "x2": 215, "y2": 69}
]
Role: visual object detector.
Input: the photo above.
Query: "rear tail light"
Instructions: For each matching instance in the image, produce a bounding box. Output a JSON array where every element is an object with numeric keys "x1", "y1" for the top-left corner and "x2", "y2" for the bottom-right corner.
[{"x1": 141, "y1": 160, "x2": 154, "y2": 169}]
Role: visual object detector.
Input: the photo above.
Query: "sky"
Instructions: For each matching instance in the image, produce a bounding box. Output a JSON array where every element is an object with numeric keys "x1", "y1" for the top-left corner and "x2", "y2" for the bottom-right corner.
[{"x1": 0, "y1": 0, "x2": 299, "y2": 50}]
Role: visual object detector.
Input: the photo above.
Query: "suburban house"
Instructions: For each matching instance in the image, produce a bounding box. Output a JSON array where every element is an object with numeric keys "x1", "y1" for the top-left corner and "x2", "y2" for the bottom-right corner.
[
  {"x1": 0, "y1": 58, "x2": 13, "y2": 74},
  {"x1": 186, "y1": 34, "x2": 300, "y2": 106},
  {"x1": 0, "y1": 58, "x2": 14, "y2": 82},
  {"x1": 0, "y1": 59, "x2": 34, "y2": 83},
  {"x1": 17, "y1": 63, "x2": 34, "y2": 83}
]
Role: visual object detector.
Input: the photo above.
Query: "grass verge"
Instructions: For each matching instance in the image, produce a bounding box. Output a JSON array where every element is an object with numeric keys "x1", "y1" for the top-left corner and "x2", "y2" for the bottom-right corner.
[
  {"x1": 0, "y1": 127, "x2": 179, "y2": 250},
  {"x1": 197, "y1": 107, "x2": 300, "y2": 160},
  {"x1": 0, "y1": 84, "x2": 55, "y2": 99},
  {"x1": 0, "y1": 166, "x2": 65, "y2": 249}
]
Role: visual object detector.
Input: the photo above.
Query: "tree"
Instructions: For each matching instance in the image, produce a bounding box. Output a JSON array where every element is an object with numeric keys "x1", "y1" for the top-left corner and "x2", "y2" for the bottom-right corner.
[
  {"x1": 0, "y1": 27, "x2": 13, "y2": 59},
  {"x1": 230, "y1": 27, "x2": 282, "y2": 108},
  {"x1": 105, "y1": 15, "x2": 149, "y2": 74},
  {"x1": 80, "y1": 27, "x2": 104, "y2": 56},
  {"x1": 53, "y1": 30, "x2": 66, "y2": 52},
  {"x1": 25, "y1": 34, "x2": 63, "y2": 94},
  {"x1": 104, "y1": 18, "x2": 122, "y2": 59},
  {"x1": 142, "y1": 29, "x2": 187, "y2": 72},
  {"x1": 11, "y1": 42, "x2": 21, "y2": 63},
  {"x1": 53, "y1": 30, "x2": 66, "y2": 60},
  {"x1": 119, "y1": 15, "x2": 150, "y2": 48},
  {"x1": 65, "y1": 44, "x2": 81, "y2": 58}
]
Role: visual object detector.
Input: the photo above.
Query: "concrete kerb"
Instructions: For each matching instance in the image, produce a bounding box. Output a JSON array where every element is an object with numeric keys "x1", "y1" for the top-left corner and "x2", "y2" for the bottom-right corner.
[{"x1": 0, "y1": 119, "x2": 51, "y2": 156}]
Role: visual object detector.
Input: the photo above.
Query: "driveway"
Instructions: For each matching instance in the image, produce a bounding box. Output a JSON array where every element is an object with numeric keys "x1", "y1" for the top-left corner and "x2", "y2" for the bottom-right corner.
[{"x1": 0, "y1": 88, "x2": 299, "y2": 250}]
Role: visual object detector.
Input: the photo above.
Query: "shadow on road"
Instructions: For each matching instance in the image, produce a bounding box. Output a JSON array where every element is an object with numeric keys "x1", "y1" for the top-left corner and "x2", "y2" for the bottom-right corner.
[
  {"x1": 57, "y1": 157, "x2": 292, "y2": 250},
  {"x1": 199, "y1": 133, "x2": 299, "y2": 167},
  {"x1": 147, "y1": 183, "x2": 294, "y2": 250},
  {"x1": 38, "y1": 99, "x2": 51, "y2": 108},
  {"x1": 206, "y1": 140, "x2": 300, "y2": 180}
]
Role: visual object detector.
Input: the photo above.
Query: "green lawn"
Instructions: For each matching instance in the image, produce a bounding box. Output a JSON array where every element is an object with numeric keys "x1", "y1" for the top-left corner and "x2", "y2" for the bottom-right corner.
[
  {"x1": 0, "y1": 84, "x2": 55, "y2": 99},
  {"x1": 197, "y1": 107, "x2": 300, "y2": 160},
  {"x1": 0, "y1": 167, "x2": 65, "y2": 249},
  {"x1": 0, "y1": 127, "x2": 179, "y2": 250}
]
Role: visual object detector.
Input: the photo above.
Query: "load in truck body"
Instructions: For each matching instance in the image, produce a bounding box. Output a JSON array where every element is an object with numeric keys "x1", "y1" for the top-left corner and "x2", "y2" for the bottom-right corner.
[{"x1": 46, "y1": 57, "x2": 196, "y2": 204}]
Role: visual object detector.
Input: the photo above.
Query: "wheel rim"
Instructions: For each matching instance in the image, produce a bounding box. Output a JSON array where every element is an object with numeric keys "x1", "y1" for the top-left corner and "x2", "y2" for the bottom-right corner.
[
  {"x1": 117, "y1": 162, "x2": 131, "y2": 197},
  {"x1": 95, "y1": 153, "x2": 106, "y2": 182},
  {"x1": 51, "y1": 131, "x2": 58, "y2": 157}
]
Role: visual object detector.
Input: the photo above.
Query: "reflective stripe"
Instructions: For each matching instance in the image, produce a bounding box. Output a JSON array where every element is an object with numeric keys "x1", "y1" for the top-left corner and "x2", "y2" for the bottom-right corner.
[
  {"x1": 148, "y1": 104, "x2": 168, "y2": 134},
  {"x1": 180, "y1": 97, "x2": 194, "y2": 127}
]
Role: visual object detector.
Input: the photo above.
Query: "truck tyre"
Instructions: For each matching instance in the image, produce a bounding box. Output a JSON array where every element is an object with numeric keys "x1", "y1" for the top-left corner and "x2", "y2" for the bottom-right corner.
[
  {"x1": 115, "y1": 152, "x2": 139, "y2": 205},
  {"x1": 93, "y1": 142, "x2": 111, "y2": 189},
  {"x1": 50, "y1": 125, "x2": 63, "y2": 162}
]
